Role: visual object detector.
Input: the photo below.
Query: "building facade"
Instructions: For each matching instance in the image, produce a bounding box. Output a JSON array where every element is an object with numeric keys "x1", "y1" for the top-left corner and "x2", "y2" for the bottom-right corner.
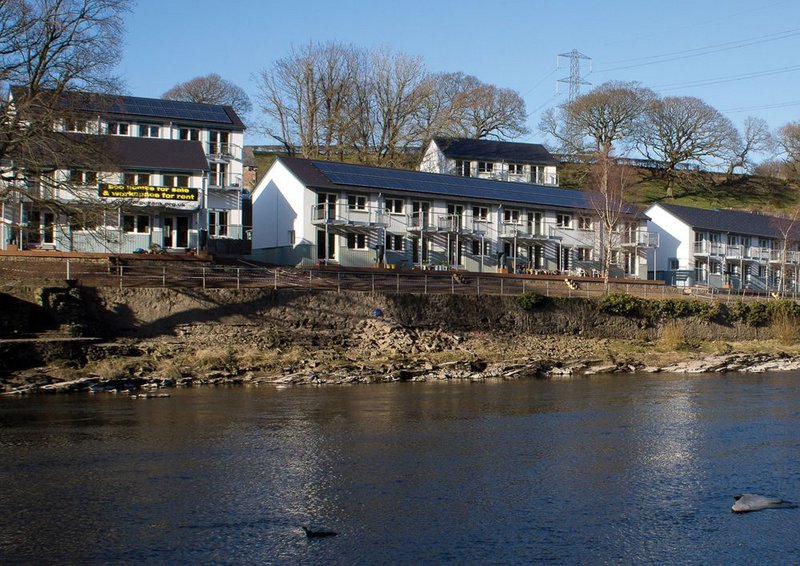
[
  {"x1": 647, "y1": 202, "x2": 800, "y2": 291},
  {"x1": 252, "y1": 157, "x2": 653, "y2": 278},
  {"x1": 419, "y1": 137, "x2": 559, "y2": 186},
  {"x1": 1, "y1": 91, "x2": 245, "y2": 254}
]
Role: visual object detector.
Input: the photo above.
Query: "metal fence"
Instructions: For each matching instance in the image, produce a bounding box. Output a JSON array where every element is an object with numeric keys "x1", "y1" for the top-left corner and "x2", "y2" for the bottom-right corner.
[{"x1": 0, "y1": 257, "x2": 791, "y2": 303}]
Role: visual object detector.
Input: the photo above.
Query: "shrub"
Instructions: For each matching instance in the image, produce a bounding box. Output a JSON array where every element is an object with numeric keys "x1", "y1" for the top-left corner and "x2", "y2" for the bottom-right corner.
[
  {"x1": 598, "y1": 293, "x2": 646, "y2": 317},
  {"x1": 517, "y1": 292, "x2": 547, "y2": 310},
  {"x1": 770, "y1": 308, "x2": 799, "y2": 345},
  {"x1": 659, "y1": 321, "x2": 690, "y2": 350}
]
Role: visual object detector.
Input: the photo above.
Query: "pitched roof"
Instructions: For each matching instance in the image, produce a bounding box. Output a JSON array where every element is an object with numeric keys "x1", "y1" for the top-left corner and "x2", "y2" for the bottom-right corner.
[
  {"x1": 106, "y1": 136, "x2": 209, "y2": 171},
  {"x1": 653, "y1": 203, "x2": 788, "y2": 239},
  {"x1": 10, "y1": 87, "x2": 245, "y2": 130},
  {"x1": 276, "y1": 157, "x2": 642, "y2": 215},
  {"x1": 432, "y1": 137, "x2": 558, "y2": 165}
]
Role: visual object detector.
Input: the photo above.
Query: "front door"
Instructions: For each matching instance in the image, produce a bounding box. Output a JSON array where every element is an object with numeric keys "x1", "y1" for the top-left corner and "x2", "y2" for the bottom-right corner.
[{"x1": 163, "y1": 216, "x2": 190, "y2": 249}]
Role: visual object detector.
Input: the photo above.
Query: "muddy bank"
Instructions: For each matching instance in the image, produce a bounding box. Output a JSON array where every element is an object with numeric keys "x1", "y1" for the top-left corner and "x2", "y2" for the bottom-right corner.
[{"x1": 0, "y1": 287, "x2": 793, "y2": 395}]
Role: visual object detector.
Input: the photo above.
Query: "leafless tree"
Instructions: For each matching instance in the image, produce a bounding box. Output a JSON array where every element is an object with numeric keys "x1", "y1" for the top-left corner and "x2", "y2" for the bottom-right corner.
[
  {"x1": 776, "y1": 121, "x2": 800, "y2": 180},
  {"x1": 589, "y1": 156, "x2": 633, "y2": 290},
  {"x1": 635, "y1": 96, "x2": 739, "y2": 197},
  {"x1": 725, "y1": 116, "x2": 775, "y2": 176},
  {"x1": 0, "y1": 0, "x2": 130, "y2": 247},
  {"x1": 771, "y1": 208, "x2": 800, "y2": 297},
  {"x1": 539, "y1": 81, "x2": 655, "y2": 159},
  {"x1": 255, "y1": 42, "x2": 530, "y2": 165},
  {"x1": 162, "y1": 73, "x2": 252, "y2": 118}
]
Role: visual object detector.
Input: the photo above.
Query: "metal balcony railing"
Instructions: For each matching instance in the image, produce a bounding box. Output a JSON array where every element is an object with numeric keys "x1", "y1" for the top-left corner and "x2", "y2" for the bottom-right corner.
[{"x1": 311, "y1": 203, "x2": 386, "y2": 227}]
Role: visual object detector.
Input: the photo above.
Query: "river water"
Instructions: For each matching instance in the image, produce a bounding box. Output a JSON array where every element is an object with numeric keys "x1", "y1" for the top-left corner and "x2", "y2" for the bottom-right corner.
[{"x1": 1, "y1": 373, "x2": 799, "y2": 565}]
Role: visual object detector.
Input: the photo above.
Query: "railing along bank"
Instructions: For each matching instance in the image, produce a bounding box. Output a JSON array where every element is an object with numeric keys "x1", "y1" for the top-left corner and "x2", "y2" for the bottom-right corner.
[{"x1": 0, "y1": 257, "x2": 788, "y2": 302}]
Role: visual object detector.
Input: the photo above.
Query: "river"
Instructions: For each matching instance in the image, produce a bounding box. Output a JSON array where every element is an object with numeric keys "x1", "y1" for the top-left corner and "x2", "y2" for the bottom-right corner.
[{"x1": 1, "y1": 372, "x2": 799, "y2": 564}]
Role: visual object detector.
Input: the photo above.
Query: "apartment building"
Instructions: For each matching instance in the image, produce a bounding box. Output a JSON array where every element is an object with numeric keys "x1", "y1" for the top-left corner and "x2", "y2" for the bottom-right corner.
[
  {"x1": 251, "y1": 157, "x2": 653, "y2": 278},
  {"x1": 419, "y1": 137, "x2": 559, "y2": 186},
  {"x1": 647, "y1": 203, "x2": 800, "y2": 291},
  {"x1": 1, "y1": 90, "x2": 245, "y2": 254}
]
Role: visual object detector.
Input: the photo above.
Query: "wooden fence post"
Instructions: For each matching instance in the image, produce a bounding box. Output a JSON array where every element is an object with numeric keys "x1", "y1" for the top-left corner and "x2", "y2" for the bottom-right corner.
[
  {"x1": 476, "y1": 276, "x2": 480, "y2": 295},
  {"x1": 202, "y1": 267, "x2": 206, "y2": 289},
  {"x1": 371, "y1": 273, "x2": 375, "y2": 293},
  {"x1": 118, "y1": 265, "x2": 123, "y2": 290},
  {"x1": 396, "y1": 273, "x2": 400, "y2": 294},
  {"x1": 162, "y1": 266, "x2": 166, "y2": 288},
  {"x1": 424, "y1": 274, "x2": 428, "y2": 294},
  {"x1": 337, "y1": 272, "x2": 341, "y2": 293},
  {"x1": 236, "y1": 268, "x2": 240, "y2": 290}
]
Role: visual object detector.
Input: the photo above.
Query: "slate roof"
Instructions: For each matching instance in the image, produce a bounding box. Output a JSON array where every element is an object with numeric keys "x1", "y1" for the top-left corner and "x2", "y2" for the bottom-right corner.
[
  {"x1": 432, "y1": 137, "x2": 558, "y2": 165},
  {"x1": 654, "y1": 203, "x2": 786, "y2": 239},
  {"x1": 277, "y1": 157, "x2": 643, "y2": 215},
  {"x1": 106, "y1": 136, "x2": 209, "y2": 171},
  {"x1": 10, "y1": 87, "x2": 245, "y2": 130}
]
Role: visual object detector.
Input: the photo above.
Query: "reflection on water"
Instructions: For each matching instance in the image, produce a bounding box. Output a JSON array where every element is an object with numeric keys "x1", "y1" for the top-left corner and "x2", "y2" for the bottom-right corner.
[{"x1": 1, "y1": 373, "x2": 799, "y2": 564}]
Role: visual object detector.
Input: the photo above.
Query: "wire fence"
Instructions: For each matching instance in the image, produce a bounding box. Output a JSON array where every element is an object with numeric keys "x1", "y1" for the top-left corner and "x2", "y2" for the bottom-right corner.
[{"x1": 0, "y1": 257, "x2": 788, "y2": 303}]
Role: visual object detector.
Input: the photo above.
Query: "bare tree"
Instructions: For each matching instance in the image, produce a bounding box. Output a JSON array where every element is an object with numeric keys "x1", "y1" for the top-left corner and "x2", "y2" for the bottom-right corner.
[
  {"x1": 771, "y1": 208, "x2": 800, "y2": 297},
  {"x1": 0, "y1": 0, "x2": 130, "y2": 247},
  {"x1": 539, "y1": 81, "x2": 655, "y2": 159},
  {"x1": 776, "y1": 121, "x2": 800, "y2": 180},
  {"x1": 589, "y1": 156, "x2": 633, "y2": 290},
  {"x1": 452, "y1": 83, "x2": 528, "y2": 140},
  {"x1": 635, "y1": 96, "x2": 739, "y2": 197},
  {"x1": 162, "y1": 73, "x2": 252, "y2": 118},
  {"x1": 725, "y1": 116, "x2": 775, "y2": 176}
]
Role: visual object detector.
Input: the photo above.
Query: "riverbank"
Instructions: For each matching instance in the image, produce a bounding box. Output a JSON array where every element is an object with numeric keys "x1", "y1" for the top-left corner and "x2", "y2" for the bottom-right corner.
[{"x1": 2, "y1": 287, "x2": 799, "y2": 395}]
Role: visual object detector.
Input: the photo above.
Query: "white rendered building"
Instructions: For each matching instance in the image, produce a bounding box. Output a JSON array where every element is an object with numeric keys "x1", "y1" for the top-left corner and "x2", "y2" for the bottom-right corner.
[
  {"x1": 1, "y1": 90, "x2": 246, "y2": 254},
  {"x1": 419, "y1": 137, "x2": 559, "y2": 186},
  {"x1": 252, "y1": 157, "x2": 653, "y2": 278}
]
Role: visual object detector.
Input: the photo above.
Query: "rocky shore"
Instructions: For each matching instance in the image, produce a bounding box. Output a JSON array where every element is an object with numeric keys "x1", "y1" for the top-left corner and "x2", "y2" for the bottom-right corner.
[{"x1": 2, "y1": 286, "x2": 799, "y2": 395}]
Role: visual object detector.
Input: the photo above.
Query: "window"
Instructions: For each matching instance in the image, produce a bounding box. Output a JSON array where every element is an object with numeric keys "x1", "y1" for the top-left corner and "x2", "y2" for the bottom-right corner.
[
  {"x1": 348, "y1": 195, "x2": 367, "y2": 210},
  {"x1": 69, "y1": 170, "x2": 97, "y2": 186},
  {"x1": 178, "y1": 127, "x2": 200, "y2": 141},
  {"x1": 455, "y1": 160, "x2": 471, "y2": 177},
  {"x1": 163, "y1": 174, "x2": 190, "y2": 187},
  {"x1": 107, "y1": 122, "x2": 129, "y2": 135},
  {"x1": 578, "y1": 216, "x2": 593, "y2": 230},
  {"x1": 508, "y1": 163, "x2": 524, "y2": 175},
  {"x1": 473, "y1": 206, "x2": 488, "y2": 221},
  {"x1": 385, "y1": 198, "x2": 404, "y2": 214},
  {"x1": 710, "y1": 261, "x2": 722, "y2": 275},
  {"x1": 503, "y1": 208, "x2": 520, "y2": 224},
  {"x1": 288, "y1": 230, "x2": 296, "y2": 245},
  {"x1": 477, "y1": 161, "x2": 493, "y2": 173},
  {"x1": 209, "y1": 130, "x2": 230, "y2": 154},
  {"x1": 139, "y1": 123, "x2": 159, "y2": 137},
  {"x1": 209, "y1": 162, "x2": 228, "y2": 186},
  {"x1": 471, "y1": 239, "x2": 491, "y2": 256},
  {"x1": 123, "y1": 172, "x2": 151, "y2": 186},
  {"x1": 208, "y1": 210, "x2": 229, "y2": 237},
  {"x1": 556, "y1": 214, "x2": 572, "y2": 228},
  {"x1": 64, "y1": 118, "x2": 88, "y2": 133},
  {"x1": 669, "y1": 258, "x2": 680, "y2": 270},
  {"x1": 123, "y1": 214, "x2": 150, "y2": 233},
  {"x1": 346, "y1": 233, "x2": 367, "y2": 249},
  {"x1": 576, "y1": 248, "x2": 592, "y2": 261},
  {"x1": 386, "y1": 234, "x2": 404, "y2": 251}
]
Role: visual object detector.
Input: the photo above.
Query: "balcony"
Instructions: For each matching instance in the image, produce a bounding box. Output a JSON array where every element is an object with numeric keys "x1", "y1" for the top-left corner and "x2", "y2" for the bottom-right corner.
[
  {"x1": 311, "y1": 203, "x2": 387, "y2": 233},
  {"x1": 620, "y1": 230, "x2": 659, "y2": 248},
  {"x1": 499, "y1": 223, "x2": 558, "y2": 242},
  {"x1": 207, "y1": 173, "x2": 242, "y2": 189},
  {"x1": 204, "y1": 142, "x2": 242, "y2": 161}
]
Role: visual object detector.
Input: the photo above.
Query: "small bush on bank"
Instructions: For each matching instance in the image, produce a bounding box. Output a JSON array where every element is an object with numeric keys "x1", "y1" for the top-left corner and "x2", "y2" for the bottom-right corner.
[
  {"x1": 659, "y1": 321, "x2": 692, "y2": 350},
  {"x1": 770, "y1": 308, "x2": 799, "y2": 345},
  {"x1": 598, "y1": 293, "x2": 646, "y2": 317},
  {"x1": 517, "y1": 292, "x2": 547, "y2": 310}
]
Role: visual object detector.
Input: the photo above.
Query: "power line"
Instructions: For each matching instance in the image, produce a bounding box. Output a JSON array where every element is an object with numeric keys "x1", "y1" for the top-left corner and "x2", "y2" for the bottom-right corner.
[
  {"x1": 654, "y1": 64, "x2": 800, "y2": 91},
  {"x1": 723, "y1": 99, "x2": 800, "y2": 113},
  {"x1": 594, "y1": 28, "x2": 800, "y2": 73}
]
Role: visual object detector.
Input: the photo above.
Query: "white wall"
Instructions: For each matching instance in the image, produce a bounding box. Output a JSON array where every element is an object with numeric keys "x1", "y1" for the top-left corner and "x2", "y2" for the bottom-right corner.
[
  {"x1": 646, "y1": 204, "x2": 693, "y2": 271},
  {"x1": 251, "y1": 160, "x2": 307, "y2": 250}
]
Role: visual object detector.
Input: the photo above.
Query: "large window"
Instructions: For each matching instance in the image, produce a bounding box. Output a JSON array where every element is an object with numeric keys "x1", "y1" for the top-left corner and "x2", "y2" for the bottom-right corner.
[
  {"x1": 209, "y1": 162, "x2": 228, "y2": 186},
  {"x1": 209, "y1": 130, "x2": 230, "y2": 154},
  {"x1": 473, "y1": 206, "x2": 488, "y2": 221},
  {"x1": 455, "y1": 160, "x2": 471, "y2": 177},
  {"x1": 123, "y1": 172, "x2": 151, "y2": 186},
  {"x1": 346, "y1": 233, "x2": 367, "y2": 249},
  {"x1": 123, "y1": 214, "x2": 150, "y2": 233},
  {"x1": 208, "y1": 210, "x2": 229, "y2": 237},
  {"x1": 385, "y1": 198, "x2": 404, "y2": 214},
  {"x1": 471, "y1": 239, "x2": 491, "y2": 256},
  {"x1": 503, "y1": 208, "x2": 520, "y2": 224},
  {"x1": 576, "y1": 248, "x2": 593, "y2": 261},
  {"x1": 163, "y1": 174, "x2": 190, "y2": 187},
  {"x1": 477, "y1": 161, "x2": 493, "y2": 173},
  {"x1": 556, "y1": 213, "x2": 572, "y2": 229},
  {"x1": 139, "y1": 123, "x2": 160, "y2": 138},
  {"x1": 386, "y1": 234, "x2": 404, "y2": 251},
  {"x1": 179, "y1": 127, "x2": 200, "y2": 141},
  {"x1": 69, "y1": 170, "x2": 97, "y2": 186},
  {"x1": 508, "y1": 163, "x2": 524, "y2": 175},
  {"x1": 578, "y1": 216, "x2": 593, "y2": 231},
  {"x1": 107, "y1": 122, "x2": 129, "y2": 136},
  {"x1": 348, "y1": 195, "x2": 367, "y2": 210}
]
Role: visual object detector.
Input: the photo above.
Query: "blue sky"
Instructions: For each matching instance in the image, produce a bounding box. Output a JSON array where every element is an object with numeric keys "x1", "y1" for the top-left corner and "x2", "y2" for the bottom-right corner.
[{"x1": 119, "y1": 0, "x2": 800, "y2": 147}]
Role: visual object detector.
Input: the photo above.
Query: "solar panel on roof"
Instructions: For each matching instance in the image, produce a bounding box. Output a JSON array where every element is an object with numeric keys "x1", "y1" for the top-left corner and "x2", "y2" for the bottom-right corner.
[
  {"x1": 311, "y1": 160, "x2": 616, "y2": 211},
  {"x1": 99, "y1": 96, "x2": 234, "y2": 124}
]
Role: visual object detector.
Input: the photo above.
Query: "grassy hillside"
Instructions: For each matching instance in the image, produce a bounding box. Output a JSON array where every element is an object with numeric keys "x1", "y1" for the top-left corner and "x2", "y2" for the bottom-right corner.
[{"x1": 558, "y1": 162, "x2": 800, "y2": 212}]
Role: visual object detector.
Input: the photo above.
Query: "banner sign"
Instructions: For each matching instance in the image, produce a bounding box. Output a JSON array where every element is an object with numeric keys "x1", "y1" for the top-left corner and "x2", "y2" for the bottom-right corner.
[{"x1": 99, "y1": 183, "x2": 199, "y2": 202}]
